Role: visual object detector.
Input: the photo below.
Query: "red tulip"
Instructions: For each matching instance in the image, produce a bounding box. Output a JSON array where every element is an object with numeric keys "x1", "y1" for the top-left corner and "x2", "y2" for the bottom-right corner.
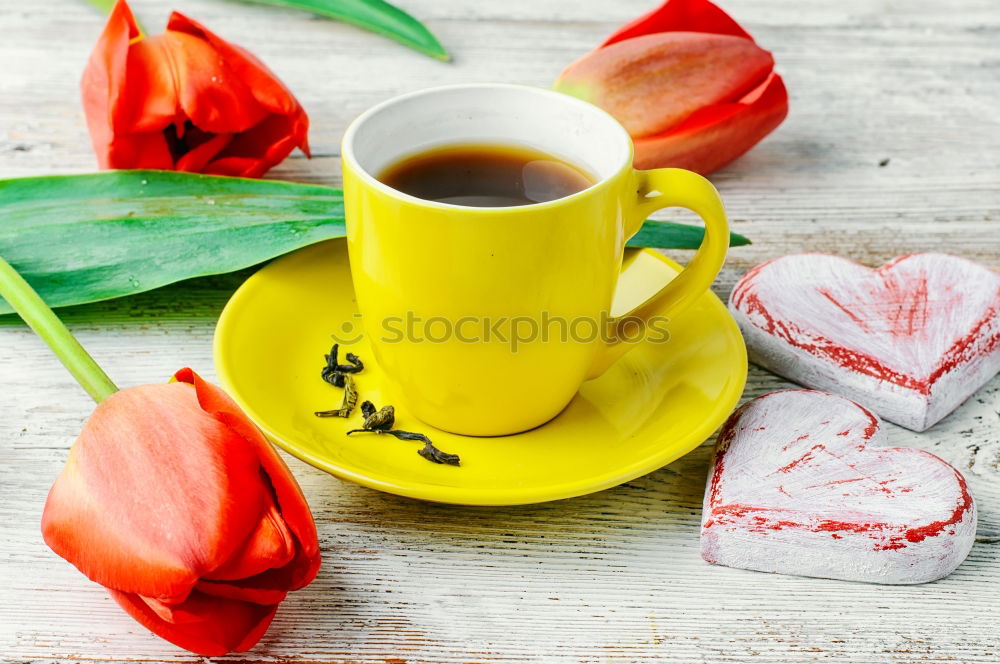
[
  {"x1": 41, "y1": 368, "x2": 321, "y2": 656},
  {"x1": 554, "y1": 0, "x2": 788, "y2": 174},
  {"x1": 81, "y1": 0, "x2": 309, "y2": 177}
]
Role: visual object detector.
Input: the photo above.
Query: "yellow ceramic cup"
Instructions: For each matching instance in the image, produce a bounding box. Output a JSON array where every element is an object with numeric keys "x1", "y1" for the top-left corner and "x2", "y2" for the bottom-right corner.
[{"x1": 342, "y1": 84, "x2": 729, "y2": 436}]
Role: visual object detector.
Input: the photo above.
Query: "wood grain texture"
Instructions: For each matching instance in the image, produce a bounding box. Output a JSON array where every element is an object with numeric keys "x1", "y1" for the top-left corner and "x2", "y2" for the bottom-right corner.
[
  {"x1": 1, "y1": 0, "x2": 998, "y2": 662},
  {"x1": 702, "y1": 390, "x2": 977, "y2": 584},
  {"x1": 730, "y1": 253, "x2": 1000, "y2": 430}
]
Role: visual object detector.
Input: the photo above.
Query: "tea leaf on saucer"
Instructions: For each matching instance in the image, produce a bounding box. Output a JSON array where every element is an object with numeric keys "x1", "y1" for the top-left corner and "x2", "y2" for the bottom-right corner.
[
  {"x1": 315, "y1": 374, "x2": 359, "y2": 418},
  {"x1": 628, "y1": 220, "x2": 751, "y2": 250},
  {"x1": 321, "y1": 343, "x2": 365, "y2": 387},
  {"x1": 346, "y1": 398, "x2": 461, "y2": 466},
  {"x1": 417, "y1": 440, "x2": 461, "y2": 466}
]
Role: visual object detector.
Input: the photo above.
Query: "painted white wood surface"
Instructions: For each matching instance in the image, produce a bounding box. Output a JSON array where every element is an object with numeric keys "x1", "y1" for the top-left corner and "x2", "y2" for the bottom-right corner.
[
  {"x1": 730, "y1": 253, "x2": 1000, "y2": 431},
  {"x1": 702, "y1": 390, "x2": 977, "y2": 584},
  {"x1": 1, "y1": 0, "x2": 998, "y2": 662}
]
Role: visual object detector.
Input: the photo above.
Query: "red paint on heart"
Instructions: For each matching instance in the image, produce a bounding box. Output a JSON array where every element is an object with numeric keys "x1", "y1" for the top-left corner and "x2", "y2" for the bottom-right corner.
[
  {"x1": 708, "y1": 431, "x2": 971, "y2": 551},
  {"x1": 806, "y1": 477, "x2": 865, "y2": 490},
  {"x1": 818, "y1": 288, "x2": 871, "y2": 330},
  {"x1": 707, "y1": 491, "x2": 970, "y2": 551},
  {"x1": 702, "y1": 391, "x2": 976, "y2": 574},
  {"x1": 926, "y1": 310, "x2": 1000, "y2": 385},
  {"x1": 861, "y1": 408, "x2": 879, "y2": 440},
  {"x1": 730, "y1": 254, "x2": 1000, "y2": 398},
  {"x1": 732, "y1": 286, "x2": 930, "y2": 394},
  {"x1": 775, "y1": 444, "x2": 825, "y2": 473},
  {"x1": 815, "y1": 263, "x2": 933, "y2": 338},
  {"x1": 902, "y1": 487, "x2": 972, "y2": 544}
]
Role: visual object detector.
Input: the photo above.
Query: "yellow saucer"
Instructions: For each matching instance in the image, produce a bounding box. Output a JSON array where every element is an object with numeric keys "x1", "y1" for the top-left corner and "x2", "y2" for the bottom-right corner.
[{"x1": 214, "y1": 239, "x2": 746, "y2": 505}]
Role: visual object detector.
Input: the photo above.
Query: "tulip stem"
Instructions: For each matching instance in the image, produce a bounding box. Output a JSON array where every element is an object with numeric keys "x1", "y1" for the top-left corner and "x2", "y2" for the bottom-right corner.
[{"x1": 0, "y1": 256, "x2": 118, "y2": 403}]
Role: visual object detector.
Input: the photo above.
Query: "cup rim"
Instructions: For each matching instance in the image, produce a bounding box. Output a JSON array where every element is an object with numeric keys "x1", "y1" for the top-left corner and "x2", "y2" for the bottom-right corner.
[{"x1": 341, "y1": 83, "x2": 634, "y2": 212}]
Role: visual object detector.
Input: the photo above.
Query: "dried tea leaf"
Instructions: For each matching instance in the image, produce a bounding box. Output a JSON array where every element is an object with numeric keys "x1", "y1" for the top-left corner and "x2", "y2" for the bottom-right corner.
[
  {"x1": 346, "y1": 399, "x2": 460, "y2": 466},
  {"x1": 314, "y1": 374, "x2": 358, "y2": 417},
  {"x1": 360, "y1": 400, "x2": 376, "y2": 419},
  {"x1": 321, "y1": 343, "x2": 364, "y2": 387},
  {"x1": 364, "y1": 405, "x2": 395, "y2": 430},
  {"x1": 343, "y1": 352, "x2": 364, "y2": 372},
  {"x1": 417, "y1": 441, "x2": 461, "y2": 466}
]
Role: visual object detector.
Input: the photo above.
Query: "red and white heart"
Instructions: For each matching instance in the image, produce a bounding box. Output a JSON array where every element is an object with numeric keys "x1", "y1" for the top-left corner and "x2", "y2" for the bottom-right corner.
[
  {"x1": 701, "y1": 390, "x2": 976, "y2": 584},
  {"x1": 729, "y1": 253, "x2": 1000, "y2": 431}
]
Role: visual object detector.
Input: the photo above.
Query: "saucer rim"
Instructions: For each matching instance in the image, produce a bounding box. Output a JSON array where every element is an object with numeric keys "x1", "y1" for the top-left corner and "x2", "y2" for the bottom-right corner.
[{"x1": 214, "y1": 239, "x2": 747, "y2": 506}]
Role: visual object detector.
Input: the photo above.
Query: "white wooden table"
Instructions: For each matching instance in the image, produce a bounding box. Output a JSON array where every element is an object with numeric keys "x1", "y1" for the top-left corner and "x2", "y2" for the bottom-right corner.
[{"x1": 2, "y1": 0, "x2": 998, "y2": 661}]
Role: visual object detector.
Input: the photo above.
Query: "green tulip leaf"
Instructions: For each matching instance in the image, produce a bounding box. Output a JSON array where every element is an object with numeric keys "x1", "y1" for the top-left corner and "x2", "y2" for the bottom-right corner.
[
  {"x1": 0, "y1": 171, "x2": 343, "y2": 315},
  {"x1": 81, "y1": 0, "x2": 448, "y2": 61},
  {"x1": 81, "y1": 0, "x2": 116, "y2": 11},
  {"x1": 627, "y1": 220, "x2": 750, "y2": 250},
  {"x1": 0, "y1": 171, "x2": 748, "y2": 314},
  {"x1": 236, "y1": 0, "x2": 450, "y2": 61}
]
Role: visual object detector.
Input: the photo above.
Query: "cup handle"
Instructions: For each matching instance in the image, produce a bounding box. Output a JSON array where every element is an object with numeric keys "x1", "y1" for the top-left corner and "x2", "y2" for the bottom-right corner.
[{"x1": 587, "y1": 168, "x2": 729, "y2": 379}]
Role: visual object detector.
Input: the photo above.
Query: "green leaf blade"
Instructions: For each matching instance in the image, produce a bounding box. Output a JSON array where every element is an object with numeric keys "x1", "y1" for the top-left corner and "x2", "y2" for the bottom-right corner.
[
  {"x1": 0, "y1": 171, "x2": 751, "y2": 315},
  {"x1": 238, "y1": 0, "x2": 449, "y2": 61},
  {"x1": 627, "y1": 221, "x2": 751, "y2": 250},
  {"x1": 81, "y1": 0, "x2": 116, "y2": 12},
  {"x1": 0, "y1": 171, "x2": 344, "y2": 315}
]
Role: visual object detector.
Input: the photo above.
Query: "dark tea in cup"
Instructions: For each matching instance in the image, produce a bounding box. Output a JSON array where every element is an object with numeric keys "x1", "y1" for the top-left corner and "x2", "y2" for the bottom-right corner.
[{"x1": 377, "y1": 143, "x2": 596, "y2": 207}]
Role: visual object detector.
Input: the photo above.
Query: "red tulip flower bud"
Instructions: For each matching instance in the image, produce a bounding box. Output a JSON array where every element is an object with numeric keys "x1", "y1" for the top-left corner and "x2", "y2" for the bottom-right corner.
[
  {"x1": 81, "y1": 0, "x2": 310, "y2": 177},
  {"x1": 41, "y1": 369, "x2": 321, "y2": 656},
  {"x1": 554, "y1": 0, "x2": 788, "y2": 175}
]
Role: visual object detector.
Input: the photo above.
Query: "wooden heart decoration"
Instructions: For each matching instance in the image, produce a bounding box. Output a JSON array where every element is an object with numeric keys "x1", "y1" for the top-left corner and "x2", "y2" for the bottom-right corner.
[
  {"x1": 729, "y1": 253, "x2": 1000, "y2": 431},
  {"x1": 700, "y1": 390, "x2": 977, "y2": 584}
]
